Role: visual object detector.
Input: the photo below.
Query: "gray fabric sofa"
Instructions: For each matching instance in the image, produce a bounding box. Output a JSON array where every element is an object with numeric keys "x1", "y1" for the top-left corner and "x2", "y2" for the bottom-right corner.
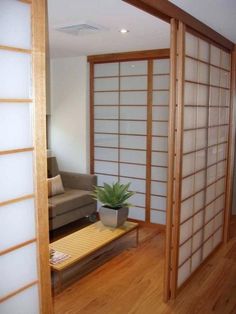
[{"x1": 47, "y1": 157, "x2": 97, "y2": 230}]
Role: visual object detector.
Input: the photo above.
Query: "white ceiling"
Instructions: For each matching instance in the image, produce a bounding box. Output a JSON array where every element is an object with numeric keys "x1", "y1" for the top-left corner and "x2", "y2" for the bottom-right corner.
[
  {"x1": 48, "y1": 0, "x2": 236, "y2": 59},
  {"x1": 48, "y1": 0, "x2": 170, "y2": 58},
  {"x1": 170, "y1": 0, "x2": 236, "y2": 43}
]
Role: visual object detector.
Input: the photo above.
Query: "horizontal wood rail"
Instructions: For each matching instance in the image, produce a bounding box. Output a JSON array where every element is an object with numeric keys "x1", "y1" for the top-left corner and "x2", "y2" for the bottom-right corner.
[
  {"x1": 0, "y1": 194, "x2": 34, "y2": 207},
  {"x1": 0, "y1": 281, "x2": 38, "y2": 303},
  {"x1": 0, "y1": 45, "x2": 32, "y2": 54},
  {"x1": 123, "y1": 0, "x2": 234, "y2": 51},
  {"x1": 88, "y1": 49, "x2": 170, "y2": 63}
]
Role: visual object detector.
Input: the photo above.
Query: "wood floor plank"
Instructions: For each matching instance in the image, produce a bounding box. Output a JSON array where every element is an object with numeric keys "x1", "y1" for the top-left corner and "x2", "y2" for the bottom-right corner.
[{"x1": 53, "y1": 218, "x2": 236, "y2": 314}]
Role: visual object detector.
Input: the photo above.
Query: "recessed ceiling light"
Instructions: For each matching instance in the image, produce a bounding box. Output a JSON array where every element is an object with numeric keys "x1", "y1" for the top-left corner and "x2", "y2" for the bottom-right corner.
[{"x1": 120, "y1": 29, "x2": 129, "y2": 34}]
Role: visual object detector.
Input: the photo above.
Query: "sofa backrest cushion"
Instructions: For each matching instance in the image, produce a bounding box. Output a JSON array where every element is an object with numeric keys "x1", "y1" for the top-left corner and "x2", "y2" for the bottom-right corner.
[{"x1": 47, "y1": 156, "x2": 59, "y2": 178}]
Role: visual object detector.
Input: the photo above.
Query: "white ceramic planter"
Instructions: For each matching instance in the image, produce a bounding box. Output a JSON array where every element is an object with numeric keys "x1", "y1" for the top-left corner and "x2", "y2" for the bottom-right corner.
[{"x1": 99, "y1": 206, "x2": 129, "y2": 228}]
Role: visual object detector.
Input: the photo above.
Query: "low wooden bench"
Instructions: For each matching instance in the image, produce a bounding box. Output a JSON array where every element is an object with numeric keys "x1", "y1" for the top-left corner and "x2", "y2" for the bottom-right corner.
[{"x1": 50, "y1": 221, "x2": 139, "y2": 291}]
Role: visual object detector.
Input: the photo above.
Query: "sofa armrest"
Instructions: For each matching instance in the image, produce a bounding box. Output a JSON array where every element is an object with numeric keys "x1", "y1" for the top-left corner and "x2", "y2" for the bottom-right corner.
[{"x1": 60, "y1": 171, "x2": 97, "y2": 191}]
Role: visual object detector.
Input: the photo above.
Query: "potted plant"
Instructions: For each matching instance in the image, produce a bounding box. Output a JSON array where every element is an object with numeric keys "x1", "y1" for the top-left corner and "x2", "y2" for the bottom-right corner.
[{"x1": 92, "y1": 182, "x2": 135, "y2": 228}]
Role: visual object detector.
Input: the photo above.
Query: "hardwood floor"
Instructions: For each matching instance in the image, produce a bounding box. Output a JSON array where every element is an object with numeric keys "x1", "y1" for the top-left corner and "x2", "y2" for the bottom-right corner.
[{"x1": 53, "y1": 217, "x2": 236, "y2": 314}]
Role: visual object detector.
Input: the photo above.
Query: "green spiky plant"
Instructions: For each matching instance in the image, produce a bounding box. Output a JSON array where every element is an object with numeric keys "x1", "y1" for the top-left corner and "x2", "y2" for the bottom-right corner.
[{"x1": 92, "y1": 182, "x2": 135, "y2": 209}]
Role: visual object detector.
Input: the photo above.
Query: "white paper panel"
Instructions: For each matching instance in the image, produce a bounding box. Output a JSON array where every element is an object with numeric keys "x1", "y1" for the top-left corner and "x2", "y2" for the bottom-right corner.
[
  {"x1": 94, "y1": 120, "x2": 118, "y2": 133},
  {"x1": 199, "y1": 39, "x2": 209, "y2": 62},
  {"x1": 120, "y1": 76, "x2": 147, "y2": 90},
  {"x1": 153, "y1": 106, "x2": 169, "y2": 121},
  {"x1": 207, "y1": 165, "x2": 217, "y2": 185},
  {"x1": 205, "y1": 202, "x2": 215, "y2": 222},
  {"x1": 120, "y1": 91, "x2": 147, "y2": 105},
  {"x1": 0, "y1": 0, "x2": 31, "y2": 49},
  {"x1": 196, "y1": 149, "x2": 206, "y2": 171},
  {"x1": 210, "y1": 87, "x2": 220, "y2": 107},
  {"x1": 128, "y1": 206, "x2": 145, "y2": 221},
  {"x1": 185, "y1": 83, "x2": 197, "y2": 106},
  {"x1": 194, "y1": 191, "x2": 205, "y2": 212},
  {"x1": 151, "y1": 195, "x2": 166, "y2": 211},
  {"x1": 184, "y1": 107, "x2": 196, "y2": 129},
  {"x1": 120, "y1": 149, "x2": 146, "y2": 164},
  {"x1": 151, "y1": 166, "x2": 167, "y2": 181},
  {"x1": 95, "y1": 161, "x2": 118, "y2": 175},
  {"x1": 198, "y1": 85, "x2": 208, "y2": 106},
  {"x1": 0, "y1": 284, "x2": 39, "y2": 314},
  {"x1": 179, "y1": 219, "x2": 192, "y2": 244},
  {"x1": 183, "y1": 130, "x2": 195, "y2": 153},
  {"x1": 0, "y1": 103, "x2": 32, "y2": 151},
  {"x1": 120, "y1": 120, "x2": 146, "y2": 135},
  {"x1": 193, "y1": 210, "x2": 204, "y2": 232},
  {"x1": 182, "y1": 153, "x2": 195, "y2": 176},
  {"x1": 120, "y1": 135, "x2": 146, "y2": 149},
  {"x1": 152, "y1": 122, "x2": 168, "y2": 136},
  {"x1": 151, "y1": 181, "x2": 166, "y2": 196},
  {"x1": 94, "y1": 63, "x2": 119, "y2": 77},
  {"x1": 94, "y1": 92, "x2": 119, "y2": 105},
  {"x1": 185, "y1": 33, "x2": 198, "y2": 58},
  {"x1": 208, "y1": 146, "x2": 217, "y2": 166},
  {"x1": 220, "y1": 89, "x2": 230, "y2": 107},
  {"x1": 153, "y1": 59, "x2": 170, "y2": 74},
  {"x1": 218, "y1": 126, "x2": 228, "y2": 143},
  {"x1": 152, "y1": 152, "x2": 168, "y2": 167},
  {"x1": 215, "y1": 211, "x2": 223, "y2": 230},
  {"x1": 219, "y1": 107, "x2": 229, "y2": 125},
  {"x1": 206, "y1": 184, "x2": 216, "y2": 204},
  {"x1": 179, "y1": 239, "x2": 191, "y2": 265},
  {"x1": 94, "y1": 147, "x2": 118, "y2": 162},
  {"x1": 0, "y1": 243, "x2": 38, "y2": 298},
  {"x1": 150, "y1": 210, "x2": 166, "y2": 225},
  {"x1": 0, "y1": 50, "x2": 31, "y2": 99},
  {"x1": 182, "y1": 176, "x2": 194, "y2": 199},
  {"x1": 195, "y1": 170, "x2": 206, "y2": 191},
  {"x1": 130, "y1": 193, "x2": 145, "y2": 207},
  {"x1": 178, "y1": 260, "x2": 191, "y2": 287},
  {"x1": 94, "y1": 106, "x2": 118, "y2": 119},
  {"x1": 185, "y1": 58, "x2": 198, "y2": 82},
  {"x1": 153, "y1": 75, "x2": 169, "y2": 90},
  {"x1": 210, "y1": 66, "x2": 220, "y2": 86},
  {"x1": 97, "y1": 174, "x2": 118, "y2": 186},
  {"x1": 94, "y1": 77, "x2": 119, "y2": 91},
  {"x1": 213, "y1": 227, "x2": 223, "y2": 248},
  {"x1": 0, "y1": 152, "x2": 34, "y2": 202},
  {"x1": 203, "y1": 238, "x2": 213, "y2": 259},
  {"x1": 120, "y1": 61, "x2": 147, "y2": 75},
  {"x1": 94, "y1": 134, "x2": 118, "y2": 148},
  {"x1": 120, "y1": 106, "x2": 146, "y2": 120},
  {"x1": 198, "y1": 62, "x2": 209, "y2": 84},
  {"x1": 152, "y1": 137, "x2": 168, "y2": 151},
  {"x1": 153, "y1": 91, "x2": 169, "y2": 105},
  {"x1": 180, "y1": 198, "x2": 194, "y2": 222},
  {"x1": 210, "y1": 45, "x2": 221, "y2": 66},
  {"x1": 221, "y1": 51, "x2": 231, "y2": 70},
  {"x1": 217, "y1": 160, "x2": 226, "y2": 179},
  {"x1": 0, "y1": 199, "x2": 35, "y2": 251},
  {"x1": 192, "y1": 230, "x2": 202, "y2": 251},
  {"x1": 120, "y1": 163, "x2": 146, "y2": 179},
  {"x1": 208, "y1": 127, "x2": 218, "y2": 146},
  {"x1": 119, "y1": 177, "x2": 146, "y2": 193},
  {"x1": 220, "y1": 70, "x2": 230, "y2": 88},
  {"x1": 191, "y1": 250, "x2": 202, "y2": 272},
  {"x1": 196, "y1": 129, "x2": 207, "y2": 150}
]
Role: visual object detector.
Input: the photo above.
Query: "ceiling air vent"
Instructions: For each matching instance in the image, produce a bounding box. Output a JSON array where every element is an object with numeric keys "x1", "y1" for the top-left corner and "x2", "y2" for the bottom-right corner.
[{"x1": 56, "y1": 23, "x2": 107, "y2": 36}]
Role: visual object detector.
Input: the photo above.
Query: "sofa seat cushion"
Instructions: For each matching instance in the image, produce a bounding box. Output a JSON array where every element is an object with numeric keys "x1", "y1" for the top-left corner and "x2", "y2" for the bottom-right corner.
[{"x1": 48, "y1": 188, "x2": 93, "y2": 218}]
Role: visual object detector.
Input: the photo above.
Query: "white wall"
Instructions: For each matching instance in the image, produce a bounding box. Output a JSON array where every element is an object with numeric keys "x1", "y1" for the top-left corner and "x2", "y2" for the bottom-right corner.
[{"x1": 50, "y1": 56, "x2": 89, "y2": 173}]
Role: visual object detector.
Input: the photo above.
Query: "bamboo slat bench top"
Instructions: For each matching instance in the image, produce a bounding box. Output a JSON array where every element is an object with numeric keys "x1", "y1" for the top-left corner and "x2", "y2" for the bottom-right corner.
[{"x1": 50, "y1": 220, "x2": 138, "y2": 272}]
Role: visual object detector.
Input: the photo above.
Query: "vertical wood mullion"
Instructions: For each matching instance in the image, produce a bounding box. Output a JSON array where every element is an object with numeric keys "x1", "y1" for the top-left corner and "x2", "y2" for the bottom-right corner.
[
  {"x1": 32, "y1": 0, "x2": 53, "y2": 312},
  {"x1": 145, "y1": 60, "x2": 153, "y2": 223},
  {"x1": 90, "y1": 62, "x2": 95, "y2": 174},
  {"x1": 171, "y1": 21, "x2": 185, "y2": 298},
  {"x1": 164, "y1": 18, "x2": 177, "y2": 302},
  {"x1": 224, "y1": 46, "x2": 236, "y2": 242},
  {"x1": 200, "y1": 44, "x2": 212, "y2": 262}
]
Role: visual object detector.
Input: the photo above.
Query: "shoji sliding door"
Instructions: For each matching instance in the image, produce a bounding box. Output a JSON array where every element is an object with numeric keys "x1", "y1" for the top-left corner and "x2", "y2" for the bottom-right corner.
[
  {"x1": 90, "y1": 52, "x2": 170, "y2": 224},
  {"x1": 166, "y1": 21, "x2": 232, "y2": 299},
  {"x1": 0, "y1": 1, "x2": 51, "y2": 313}
]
